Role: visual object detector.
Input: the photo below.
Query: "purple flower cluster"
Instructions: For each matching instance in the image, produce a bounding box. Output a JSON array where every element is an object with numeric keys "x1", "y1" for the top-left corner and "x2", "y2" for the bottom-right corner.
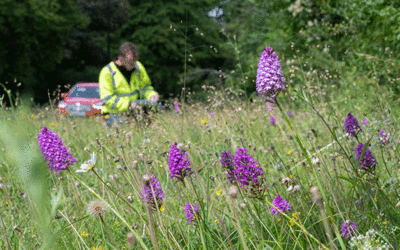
[
  {"x1": 270, "y1": 115, "x2": 276, "y2": 125},
  {"x1": 361, "y1": 119, "x2": 369, "y2": 126},
  {"x1": 256, "y1": 46, "x2": 286, "y2": 102},
  {"x1": 356, "y1": 143, "x2": 377, "y2": 171},
  {"x1": 288, "y1": 111, "x2": 294, "y2": 117},
  {"x1": 232, "y1": 148, "x2": 264, "y2": 188},
  {"x1": 379, "y1": 129, "x2": 389, "y2": 145},
  {"x1": 174, "y1": 103, "x2": 180, "y2": 113},
  {"x1": 141, "y1": 175, "x2": 165, "y2": 204},
  {"x1": 168, "y1": 142, "x2": 192, "y2": 181},
  {"x1": 221, "y1": 150, "x2": 236, "y2": 183},
  {"x1": 221, "y1": 150, "x2": 233, "y2": 168},
  {"x1": 271, "y1": 195, "x2": 291, "y2": 215},
  {"x1": 38, "y1": 127, "x2": 77, "y2": 174},
  {"x1": 340, "y1": 220, "x2": 357, "y2": 239},
  {"x1": 344, "y1": 113, "x2": 362, "y2": 137},
  {"x1": 184, "y1": 203, "x2": 200, "y2": 224}
]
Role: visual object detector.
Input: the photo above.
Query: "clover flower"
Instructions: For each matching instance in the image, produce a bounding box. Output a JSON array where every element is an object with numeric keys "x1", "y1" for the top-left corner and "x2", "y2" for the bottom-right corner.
[
  {"x1": 271, "y1": 195, "x2": 291, "y2": 215},
  {"x1": 168, "y1": 142, "x2": 192, "y2": 181},
  {"x1": 270, "y1": 115, "x2": 276, "y2": 125},
  {"x1": 340, "y1": 220, "x2": 357, "y2": 239},
  {"x1": 379, "y1": 129, "x2": 389, "y2": 145},
  {"x1": 344, "y1": 113, "x2": 362, "y2": 137},
  {"x1": 38, "y1": 127, "x2": 77, "y2": 174},
  {"x1": 233, "y1": 148, "x2": 264, "y2": 188},
  {"x1": 356, "y1": 143, "x2": 377, "y2": 171},
  {"x1": 185, "y1": 203, "x2": 200, "y2": 224},
  {"x1": 361, "y1": 119, "x2": 369, "y2": 126},
  {"x1": 256, "y1": 46, "x2": 286, "y2": 102},
  {"x1": 141, "y1": 174, "x2": 165, "y2": 209}
]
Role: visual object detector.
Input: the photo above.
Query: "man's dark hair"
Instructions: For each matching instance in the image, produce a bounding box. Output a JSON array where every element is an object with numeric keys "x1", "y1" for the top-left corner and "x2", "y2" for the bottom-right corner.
[{"x1": 118, "y1": 42, "x2": 139, "y2": 61}]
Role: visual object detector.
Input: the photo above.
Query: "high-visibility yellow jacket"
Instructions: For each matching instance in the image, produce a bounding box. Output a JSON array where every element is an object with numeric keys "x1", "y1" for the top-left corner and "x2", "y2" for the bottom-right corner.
[{"x1": 99, "y1": 61, "x2": 158, "y2": 114}]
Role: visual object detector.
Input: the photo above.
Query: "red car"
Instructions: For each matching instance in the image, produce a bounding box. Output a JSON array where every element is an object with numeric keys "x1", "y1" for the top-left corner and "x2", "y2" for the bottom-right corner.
[{"x1": 58, "y1": 83, "x2": 103, "y2": 116}]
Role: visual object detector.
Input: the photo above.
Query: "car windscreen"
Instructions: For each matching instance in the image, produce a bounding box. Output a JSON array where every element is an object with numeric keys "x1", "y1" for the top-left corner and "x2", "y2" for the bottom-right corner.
[{"x1": 68, "y1": 86, "x2": 100, "y2": 98}]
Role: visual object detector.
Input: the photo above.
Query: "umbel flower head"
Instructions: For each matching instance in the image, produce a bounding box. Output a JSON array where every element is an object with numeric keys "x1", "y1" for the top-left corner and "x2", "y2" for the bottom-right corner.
[
  {"x1": 141, "y1": 174, "x2": 165, "y2": 210},
  {"x1": 87, "y1": 199, "x2": 109, "y2": 218},
  {"x1": 256, "y1": 46, "x2": 286, "y2": 102},
  {"x1": 233, "y1": 148, "x2": 264, "y2": 188},
  {"x1": 184, "y1": 203, "x2": 200, "y2": 224},
  {"x1": 38, "y1": 127, "x2": 77, "y2": 174},
  {"x1": 271, "y1": 195, "x2": 291, "y2": 215},
  {"x1": 344, "y1": 113, "x2": 362, "y2": 137},
  {"x1": 340, "y1": 220, "x2": 357, "y2": 239},
  {"x1": 379, "y1": 129, "x2": 389, "y2": 145},
  {"x1": 168, "y1": 142, "x2": 192, "y2": 181},
  {"x1": 356, "y1": 143, "x2": 377, "y2": 171}
]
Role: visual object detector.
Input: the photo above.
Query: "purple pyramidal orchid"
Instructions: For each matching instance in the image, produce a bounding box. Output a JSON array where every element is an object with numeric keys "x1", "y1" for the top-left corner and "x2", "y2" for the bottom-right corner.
[
  {"x1": 38, "y1": 127, "x2": 77, "y2": 174},
  {"x1": 344, "y1": 113, "x2": 362, "y2": 137},
  {"x1": 141, "y1": 175, "x2": 165, "y2": 204},
  {"x1": 232, "y1": 148, "x2": 264, "y2": 188},
  {"x1": 270, "y1": 115, "x2": 276, "y2": 125},
  {"x1": 340, "y1": 220, "x2": 357, "y2": 239},
  {"x1": 271, "y1": 195, "x2": 291, "y2": 215},
  {"x1": 185, "y1": 203, "x2": 200, "y2": 224},
  {"x1": 221, "y1": 150, "x2": 235, "y2": 183},
  {"x1": 256, "y1": 46, "x2": 286, "y2": 102},
  {"x1": 355, "y1": 143, "x2": 377, "y2": 171},
  {"x1": 168, "y1": 142, "x2": 192, "y2": 181}
]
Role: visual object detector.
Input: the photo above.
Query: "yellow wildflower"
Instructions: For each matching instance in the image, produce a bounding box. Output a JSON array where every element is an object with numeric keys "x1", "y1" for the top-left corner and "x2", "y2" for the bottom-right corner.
[
  {"x1": 105, "y1": 115, "x2": 109, "y2": 119},
  {"x1": 277, "y1": 218, "x2": 281, "y2": 223},
  {"x1": 115, "y1": 220, "x2": 120, "y2": 226},
  {"x1": 287, "y1": 150, "x2": 292, "y2": 156},
  {"x1": 31, "y1": 114, "x2": 36, "y2": 118},
  {"x1": 50, "y1": 123, "x2": 54, "y2": 126},
  {"x1": 214, "y1": 219, "x2": 219, "y2": 224},
  {"x1": 215, "y1": 189, "x2": 222, "y2": 196},
  {"x1": 81, "y1": 231, "x2": 88, "y2": 237},
  {"x1": 374, "y1": 197, "x2": 377, "y2": 202},
  {"x1": 289, "y1": 175, "x2": 293, "y2": 178},
  {"x1": 201, "y1": 119, "x2": 207, "y2": 125},
  {"x1": 160, "y1": 205, "x2": 165, "y2": 212}
]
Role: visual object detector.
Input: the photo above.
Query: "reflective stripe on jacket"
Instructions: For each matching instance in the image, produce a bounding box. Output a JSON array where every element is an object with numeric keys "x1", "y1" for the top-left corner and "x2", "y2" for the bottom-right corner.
[{"x1": 99, "y1": 61, "x2": 158, "y2": 113}]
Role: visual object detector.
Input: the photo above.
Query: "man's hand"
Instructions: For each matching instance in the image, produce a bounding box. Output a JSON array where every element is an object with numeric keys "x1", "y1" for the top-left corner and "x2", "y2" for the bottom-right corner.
[{"x1": 150, "y1": 94, "x2": 160, "y2": 102}]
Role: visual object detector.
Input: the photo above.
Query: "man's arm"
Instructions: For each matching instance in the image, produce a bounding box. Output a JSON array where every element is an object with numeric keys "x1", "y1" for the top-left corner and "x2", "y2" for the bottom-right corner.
[{"x1": 137, "y1": 62, "x2": 159, "y2": 100}]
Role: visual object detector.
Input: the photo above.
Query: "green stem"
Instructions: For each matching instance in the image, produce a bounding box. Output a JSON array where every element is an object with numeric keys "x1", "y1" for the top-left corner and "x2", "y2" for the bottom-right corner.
[
  {"x1": 274, "y1": 99, "x2": 347, "y2": 250},
  {"x1": 68, "y1": 170, "x2": 149, "y2": 250}
]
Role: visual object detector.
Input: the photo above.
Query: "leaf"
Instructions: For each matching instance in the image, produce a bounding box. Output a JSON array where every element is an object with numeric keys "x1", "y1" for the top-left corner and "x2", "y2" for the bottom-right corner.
[
  {"x1": 365, "y1": 211, "x2": 377, "y2": 221},
  {"x1": 332, "y1": 126, "x2": 338, "y2": 141},
  {"x1": 336, "y1": 176, "x2": 362, "y2": 189}
]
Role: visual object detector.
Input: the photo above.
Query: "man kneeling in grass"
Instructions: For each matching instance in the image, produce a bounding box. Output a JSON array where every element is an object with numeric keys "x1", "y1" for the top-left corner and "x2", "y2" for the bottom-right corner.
[{"x1": 99, "y1": 42, "x2": 160, "y2": 128}]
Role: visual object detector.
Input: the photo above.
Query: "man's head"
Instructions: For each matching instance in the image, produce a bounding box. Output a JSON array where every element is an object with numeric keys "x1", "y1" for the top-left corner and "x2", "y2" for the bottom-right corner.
[{"x1": 118, "y1": 42, "x2": 139, "y2": 71}]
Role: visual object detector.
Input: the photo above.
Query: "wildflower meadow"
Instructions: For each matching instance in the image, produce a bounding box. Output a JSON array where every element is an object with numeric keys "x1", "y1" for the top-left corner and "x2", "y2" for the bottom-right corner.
[{"x1": 1, "y1": 44, "x2": 400, "y2": 250}]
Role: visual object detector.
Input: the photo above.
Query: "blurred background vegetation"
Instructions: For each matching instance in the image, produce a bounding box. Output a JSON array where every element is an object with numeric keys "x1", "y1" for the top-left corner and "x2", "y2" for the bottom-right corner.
[{"x1": 0, "y1": 0, "x2": 399, "y2": 106}]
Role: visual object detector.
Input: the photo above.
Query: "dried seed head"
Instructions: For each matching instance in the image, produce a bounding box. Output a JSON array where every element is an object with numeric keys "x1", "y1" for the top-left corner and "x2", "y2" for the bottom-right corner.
[
  {"x1": 310, "y1": 186, "x2": 322, "y2": 202},
  {"x1": 240, "y1": 203, "x2": 246, "y2": 210},
  {"x1": 116, "y1": 165, "x2": 123, "y2": 171},
  {"x1": 132, "y1": 160, "x2": 138, "y2": 170},
  {"x1": 228, "y1": 185, "x2": 238, "y2": 199},
  {"x1": 113, "y1": 156, "x2": 120, "y2": 163},
  {"x1": 286, "y1": 185, "x2": 293, "y2": 192},
  {"x1": 106, "y1": 133, "x2": 111, "y2": 138},
  {"x1": 293, "y1": 185, "x2": 300, "y2": 193},
  {"x1": 280, "y1": 177, "x2": 294, "y2": 186},
  {"x1": 209, "y1": 175, "x2": 215, "y2": 182},
  {"x1": 127, "y1": 232, "x2": 136, "y2": 247},
  {"x1": 142, "y1": 174, "x2": 151, "y2": 185},
  {"x1": 84, "y1": 147, "x2": 89, "y2": 152},
  {"x1": 127, "y1": 195, "x2": 134, "y2": 203},
  {"x1": 138, "y1": 153, "x2": 145, "y2": 161},
  {"x1": 87, "y1": 199, "x2": 109, "y2": 218}
]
